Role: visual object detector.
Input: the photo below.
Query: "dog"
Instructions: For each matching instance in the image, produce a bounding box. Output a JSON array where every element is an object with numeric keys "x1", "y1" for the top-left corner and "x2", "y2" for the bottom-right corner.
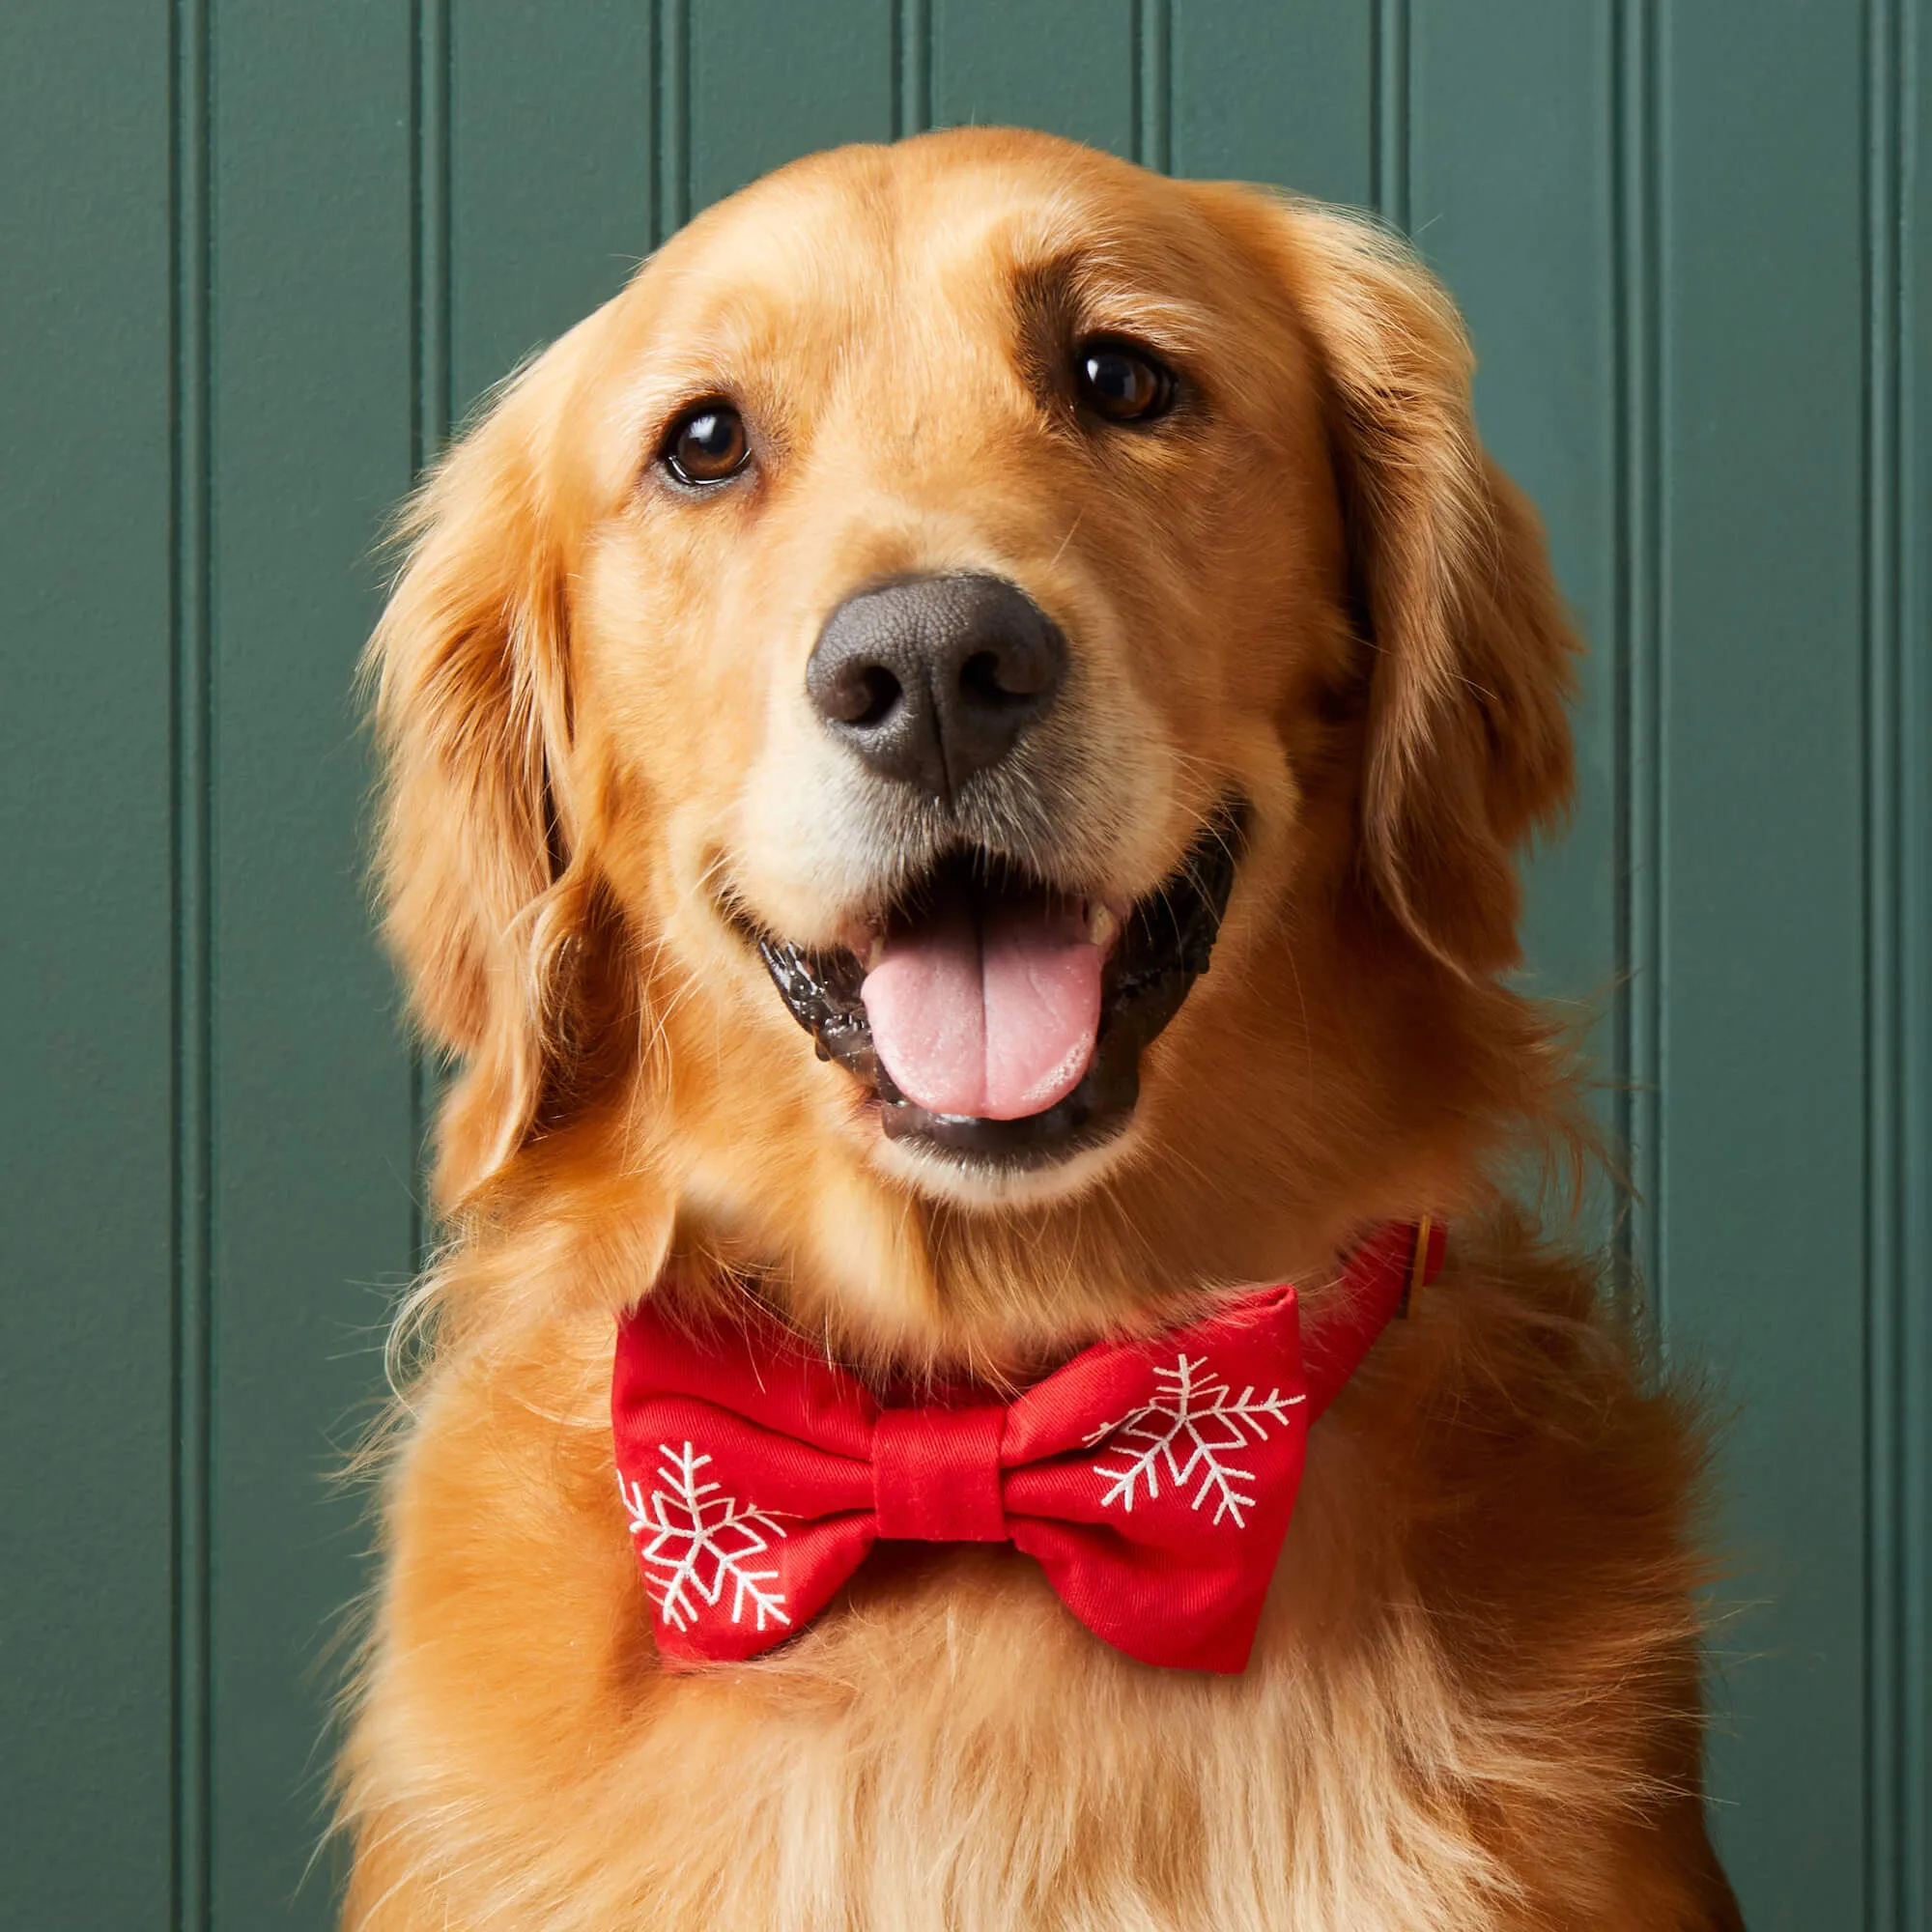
[{"x1": 340, "y1": 127, "x2": 1742, "y2": 1930}]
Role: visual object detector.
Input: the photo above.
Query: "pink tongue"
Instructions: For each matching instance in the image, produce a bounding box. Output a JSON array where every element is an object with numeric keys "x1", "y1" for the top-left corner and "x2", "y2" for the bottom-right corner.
[{"x1": 861, "y1": 896, "x2": 1103, "y2": 1121}]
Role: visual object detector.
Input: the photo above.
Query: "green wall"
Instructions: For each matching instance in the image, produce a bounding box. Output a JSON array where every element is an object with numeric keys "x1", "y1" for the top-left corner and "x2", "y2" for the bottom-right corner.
[{"x1": 3, "y1": 3, "x2": 1926, "y2": 1926}]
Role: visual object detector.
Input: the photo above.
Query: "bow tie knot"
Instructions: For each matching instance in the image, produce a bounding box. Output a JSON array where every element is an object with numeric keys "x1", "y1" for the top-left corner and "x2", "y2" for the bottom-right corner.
[
  {"x1": 872, "y1": 1404, "x2": 1007, "y2": 1542},
  {"x1": 611, "y1": 1219, "x2": 1442, "y2": 1674}
]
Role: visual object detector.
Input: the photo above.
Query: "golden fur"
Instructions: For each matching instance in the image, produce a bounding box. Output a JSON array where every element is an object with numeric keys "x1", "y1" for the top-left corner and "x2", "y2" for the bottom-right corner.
[{"x1": 340, "y1": 128, "x2": 1741, "y2": 1929}]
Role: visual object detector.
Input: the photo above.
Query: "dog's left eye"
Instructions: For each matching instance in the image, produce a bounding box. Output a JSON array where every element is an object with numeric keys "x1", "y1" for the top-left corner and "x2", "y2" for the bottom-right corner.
[
  {"x1": 1073, "y1": 339, "x2": 1178, "y2": 424},
  {"x1": 662, "y1": 402, "x2": 751, "y2": 487}
]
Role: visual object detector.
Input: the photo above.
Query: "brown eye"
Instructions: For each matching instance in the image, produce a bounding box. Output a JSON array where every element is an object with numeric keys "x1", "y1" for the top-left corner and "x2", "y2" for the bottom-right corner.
[
  {"x1": 1073, "y1": 339, "x2": 1178, "y2": 424},
  {"x1": 663, "y1": 402, "x2": 749, "y2": 486}
]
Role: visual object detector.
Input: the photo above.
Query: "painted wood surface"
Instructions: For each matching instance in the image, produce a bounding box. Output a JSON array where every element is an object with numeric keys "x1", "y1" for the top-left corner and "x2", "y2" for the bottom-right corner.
[{"x1": 3, "y1": 4, "x2": 1924, "y2": 1925}]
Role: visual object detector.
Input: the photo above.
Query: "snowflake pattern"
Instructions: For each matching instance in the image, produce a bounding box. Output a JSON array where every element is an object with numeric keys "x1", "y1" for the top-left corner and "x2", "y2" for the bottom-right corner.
[
  {"x1": 1086, "y1": 1353, "x2": 1304, "y2": 1529},
  {"x1": 620, "y1": 1441, "x2": 791, "y2": 1634}
]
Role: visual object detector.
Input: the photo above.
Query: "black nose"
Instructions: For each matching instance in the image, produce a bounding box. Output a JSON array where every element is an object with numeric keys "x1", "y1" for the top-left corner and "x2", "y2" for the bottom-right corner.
[{"x1": 805, "y1": 574, "x2": 1068, "y2": 799}]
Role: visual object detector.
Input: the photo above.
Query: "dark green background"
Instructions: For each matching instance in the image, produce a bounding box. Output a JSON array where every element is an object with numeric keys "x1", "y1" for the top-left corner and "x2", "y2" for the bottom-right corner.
[{"x1": 3, "y1": 3, "x2": 1926, "y2": 1926}]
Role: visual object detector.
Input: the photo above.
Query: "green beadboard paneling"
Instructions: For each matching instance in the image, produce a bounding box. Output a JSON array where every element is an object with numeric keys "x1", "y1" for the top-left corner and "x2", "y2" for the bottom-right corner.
[
  {"x1": 1404, "y1": 2, "x2": 1625, "y2": 1258},
  {"x1": 931, "y1": 0, "x2": 1138, "y2": 157},
  {"x1": 1169, "y1": 0, "x2": 1376, "y2": 210},
  {"x1": 0, "y1": 5, "x2": 178, "y2": 1924},
  {"x1": 1901, "y1": 11, "x2": 1930, "y2": 1922},
  {"x1": 206, "y1": 5, "x2": 420, "y2": 1924},
  {"x1": 1407, "y1": 5, "x2": 1618, "y2": 1036},
  {"x1": 1656, "y1": 5, "x2": 1873, "y2": 1924},
  {"x1": 688, "y1": 0, "x2": 899, "y2": 217},
  {"x1": 449, "y1": 0, "x2": 657, "y2": 422},
  {"x1": 3, "y1": 2, "x2": 1927, "y2": 1924}
]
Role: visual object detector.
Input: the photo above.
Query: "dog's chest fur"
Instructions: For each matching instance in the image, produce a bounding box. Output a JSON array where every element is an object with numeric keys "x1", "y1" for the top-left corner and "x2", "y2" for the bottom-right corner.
[{"x1": 341, "y1": 1229, "x2": 1730, "y2": 1932}]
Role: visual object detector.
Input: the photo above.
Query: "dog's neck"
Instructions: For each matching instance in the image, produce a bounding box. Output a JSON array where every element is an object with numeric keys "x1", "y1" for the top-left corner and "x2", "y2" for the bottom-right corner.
[
  {"x1": 434, "y1": 913, "x2": 1565, "y2": 1381},
  {"x1": 450, "y1": 1108, "x2": 1472, "y2": 1395}
]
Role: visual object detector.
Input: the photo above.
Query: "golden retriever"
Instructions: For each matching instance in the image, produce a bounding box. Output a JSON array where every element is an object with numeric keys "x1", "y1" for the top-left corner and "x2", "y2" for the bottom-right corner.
[{"x1": 340, "y1": 128, "x2": 1741, "y2": 1930}]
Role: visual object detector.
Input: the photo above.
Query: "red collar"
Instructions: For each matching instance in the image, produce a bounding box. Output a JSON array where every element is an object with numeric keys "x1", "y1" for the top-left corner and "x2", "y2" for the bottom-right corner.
[{"x1": 611, "y1": 1218, "x2": 1443, "y2": 1673}]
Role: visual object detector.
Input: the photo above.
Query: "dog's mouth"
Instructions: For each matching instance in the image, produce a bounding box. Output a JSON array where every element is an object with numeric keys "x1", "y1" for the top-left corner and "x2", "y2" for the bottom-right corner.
[{"x1": 751, "y1": 802, "x2": 1248, "y2": 1171}]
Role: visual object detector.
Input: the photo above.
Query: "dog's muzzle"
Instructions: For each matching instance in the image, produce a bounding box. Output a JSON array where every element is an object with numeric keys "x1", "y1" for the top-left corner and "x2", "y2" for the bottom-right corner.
[{"x1": 743, "y1": 572, "x2": 1247, "y2": 1172}]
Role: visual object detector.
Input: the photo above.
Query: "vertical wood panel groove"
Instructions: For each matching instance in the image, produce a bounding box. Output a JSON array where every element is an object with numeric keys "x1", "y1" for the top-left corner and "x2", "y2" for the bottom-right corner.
[
  {"x1": 1863, "y1": 1, "x2": 1918, "y2": 1921},
  {"x1": 897, "y1": 0, "x2": 931, "y2": 135},
  {"x1": 1861, "y1": 0, "x2": 1897, "y2": 1905},
  {"x1": 408, "y1": 0, "x2": 451, "y2": 1275},
  {"x1": 647, "y1": 0, "x2": 663, "y2": 243},
  {"x1": 655, "y1": 0, "x2": 690, "y2": 242},
  {"x1": 1900, "y1": 10, "x2": 1929, "y2": 1909},
  {"x1": 1610, "y1": 0, "x2": 1629, "y2": 1289},
  {"x1": 1134, "y1": 0, "x2": 1170, "y2": 172},
  {"x1": 169, "y1": 2, "x2": 213, "y2": 1924},
  {"x1": 1372, "y1": 0, "x2": 1410, "y2": 228},
  {"x1": 893, "y1": 0, "x2": 904, "y2": 137},
  {"x1": 1613, "y1": 0, "x2": 1664, "y2": 1319},
  {"x1": 1369, "y1": 1, "x2": 1382, "y2": 214},
  {"x1": 408, "y1": 0, "x2": 422, "y2": 1273}
]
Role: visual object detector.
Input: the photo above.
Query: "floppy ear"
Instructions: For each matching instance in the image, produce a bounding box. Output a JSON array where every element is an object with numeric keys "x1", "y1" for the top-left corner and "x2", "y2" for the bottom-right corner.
[
  {"x1": 1279, "y1": 199, "x2": 1578, "y2": 975},
  {"x1": 366, "y1": 338, "x2": 596, "y2": 1205}
]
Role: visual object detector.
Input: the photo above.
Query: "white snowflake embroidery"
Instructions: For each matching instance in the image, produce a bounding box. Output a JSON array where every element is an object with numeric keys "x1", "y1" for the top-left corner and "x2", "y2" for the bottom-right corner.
[
  {"x1": 1086, "y1": 1354, "x2": 1304, "y2": 1529},
  {"x1": 619, "y1": 1442, "x2": 791, "y2": 1634}
]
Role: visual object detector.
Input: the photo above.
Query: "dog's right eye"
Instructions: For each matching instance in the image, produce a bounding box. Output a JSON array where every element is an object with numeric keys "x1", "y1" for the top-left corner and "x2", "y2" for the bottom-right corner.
[
  {"x1": 661, "y1": 402, "x2": 750, "y2": 487},
  {"x1": 1073, "y1": 338, "x2": 1178, "y2": 425}
]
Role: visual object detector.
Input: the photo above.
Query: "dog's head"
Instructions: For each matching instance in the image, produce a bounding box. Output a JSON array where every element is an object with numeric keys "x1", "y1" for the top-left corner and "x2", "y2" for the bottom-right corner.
[{"x1": 369, "y1": 129, "x2": 1576, "y2": 1355}]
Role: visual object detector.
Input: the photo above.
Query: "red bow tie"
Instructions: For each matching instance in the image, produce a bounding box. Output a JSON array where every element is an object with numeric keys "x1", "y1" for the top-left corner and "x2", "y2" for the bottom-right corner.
[{"x1": 611, "y1": 1219, "x2": 1443, "y2": 1674}]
